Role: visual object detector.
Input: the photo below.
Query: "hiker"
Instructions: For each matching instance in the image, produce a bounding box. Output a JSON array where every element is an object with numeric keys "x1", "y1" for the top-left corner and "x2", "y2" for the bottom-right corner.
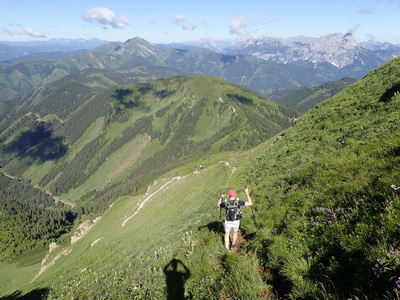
[
  {"x1": 199, "y1": 163, "x2": 204, "y2": 171},
  {"x1": 217, "y1": 187, "x2": 253, "y2": 250}
]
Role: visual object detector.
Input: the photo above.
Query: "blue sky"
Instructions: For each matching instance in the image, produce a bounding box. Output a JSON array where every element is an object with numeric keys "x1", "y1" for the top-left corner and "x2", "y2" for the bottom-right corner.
[{"x1": 1, "y1": 0, "x2": 399, "y2": 44}]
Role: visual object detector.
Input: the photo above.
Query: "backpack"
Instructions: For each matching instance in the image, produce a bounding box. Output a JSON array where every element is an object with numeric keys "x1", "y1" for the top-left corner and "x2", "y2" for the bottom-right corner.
[{"x1": 225, "y1": 199, "x2": 243, "y2": 221}]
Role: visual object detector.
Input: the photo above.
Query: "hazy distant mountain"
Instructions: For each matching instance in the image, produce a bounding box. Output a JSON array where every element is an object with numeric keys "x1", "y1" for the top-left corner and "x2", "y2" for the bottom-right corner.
[
  {"x1": 223, "y1": 33, "x2": 400, "y2": 77},
  {"x1": 0, "y1": 38, "x2": 109, "y2": 61},
  {"x1": 186, "y1": 33, "x2": 400, "y2": 75},
  {"x1": 226, "y1": 33, "x2": 363, "y2": 67},
  {"x1": 360, "y1": 40, "x2": 400, "y2": 51}
]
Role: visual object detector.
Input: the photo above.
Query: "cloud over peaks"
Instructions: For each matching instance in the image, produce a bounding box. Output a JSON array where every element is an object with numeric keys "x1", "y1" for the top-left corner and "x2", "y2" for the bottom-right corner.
[
  {"x1": 229, "y1": 15, "x2": 248, "y2": 35},
  {"x1": 83, "y1": 7, "x2": 130, "y2": 29},
  {"x1": 24, "y1": 27, "x2": 46, "y2": 38},
  {"x1": 172, "y1": 14, "x2": 198, "y2": 31},
  {"x1": 2, "y1": 26, "x2": 46, "y2": 38}
]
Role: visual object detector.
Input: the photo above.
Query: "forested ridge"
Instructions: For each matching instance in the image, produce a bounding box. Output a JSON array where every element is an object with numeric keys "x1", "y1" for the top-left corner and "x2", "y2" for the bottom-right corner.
[
  {"x1": 0, "y1": 173, "x2": 77, "y2": 260},
  {"x1": 0, "y1": 74, "x2": 297, "y2": 262}
]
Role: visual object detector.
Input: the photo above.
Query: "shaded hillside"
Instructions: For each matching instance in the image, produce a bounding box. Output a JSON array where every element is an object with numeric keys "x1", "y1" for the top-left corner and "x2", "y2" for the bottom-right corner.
[
  {"x1": 269, "y1": 77, "x2": 357, "y2": 113},
  {"x1": 0, "y1": 173, "x2": 76, "y2": 261}
]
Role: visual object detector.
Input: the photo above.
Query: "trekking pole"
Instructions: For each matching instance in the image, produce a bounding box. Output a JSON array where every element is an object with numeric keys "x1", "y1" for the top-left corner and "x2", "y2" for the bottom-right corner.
[
  {"x1": 250, "y1": 205, "x2": 260, "y2": 231},
  {"x1": 245, "y1": 185, "x2": 258, "y2": 230},
  {"x1": 218, "y1": 194, "x2": 224, "y2": 232},
  {"x1": 251, "y1": 205, "x2": 257, "y2": 222}
]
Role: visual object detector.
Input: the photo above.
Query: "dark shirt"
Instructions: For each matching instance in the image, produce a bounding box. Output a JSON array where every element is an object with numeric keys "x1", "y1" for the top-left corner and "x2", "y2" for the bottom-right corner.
[{"x1": 220, "y1": 199, "x2": 246, "y2": 208}]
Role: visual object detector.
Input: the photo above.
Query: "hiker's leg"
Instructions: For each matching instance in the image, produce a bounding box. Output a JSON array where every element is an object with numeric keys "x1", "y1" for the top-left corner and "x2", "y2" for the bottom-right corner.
[
  {"x1": 224, "y1": 221, "x2": 231, "y2": 250},
  {"x1": 224, "y1": 232, "x2": 230, "y2": 250},
  {"x1": 231, "y1": 220, "x2": 240, "y2": 249},
  {"x1": 232, "y1": 231, "x2": 238, "y2": 246}
]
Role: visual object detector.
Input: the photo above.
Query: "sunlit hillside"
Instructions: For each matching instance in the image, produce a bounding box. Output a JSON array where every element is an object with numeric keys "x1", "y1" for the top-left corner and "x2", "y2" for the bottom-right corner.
[{"x1": 0, "y1": 57, "x2": 399, "y2": 299}]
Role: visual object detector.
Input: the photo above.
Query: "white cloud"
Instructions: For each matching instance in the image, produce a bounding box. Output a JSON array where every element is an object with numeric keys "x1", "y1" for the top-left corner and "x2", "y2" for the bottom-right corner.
[
  {"x1": 24, "y1": 27, "x2": 46, "y2": 38},
  {"x1": 172, "y1": 14, "x2": 198, "y2": 31},
  {"x1": 229, "y1": 15, "x2": 248, "y2": 35},
  {"x1": 82, "y1": 7, "x2": 130, "y2": 29},
  {"x1": 2, "y1": 26, "x2": 46, "y2": 38}
]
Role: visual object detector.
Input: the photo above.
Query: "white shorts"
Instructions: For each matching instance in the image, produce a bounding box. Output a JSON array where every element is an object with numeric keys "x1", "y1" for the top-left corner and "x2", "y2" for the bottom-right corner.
[{"x1": 224, "y1": 220, "x2": 240, "y2": 233}]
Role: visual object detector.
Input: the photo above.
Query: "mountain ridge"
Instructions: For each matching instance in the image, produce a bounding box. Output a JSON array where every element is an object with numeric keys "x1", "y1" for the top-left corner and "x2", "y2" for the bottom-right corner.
[
  {"x1": 0, "y1": 38, "x2": 329, "y2": 102},
  {"x1": 1, "y1": 33, "x2": 399, "y2": 103},
  {"x1": 0, "y1": 74, "x2": 297, "y2": 206},
  {"x1": 269, "y1": 76, "x2": 357, "y2": 113}
]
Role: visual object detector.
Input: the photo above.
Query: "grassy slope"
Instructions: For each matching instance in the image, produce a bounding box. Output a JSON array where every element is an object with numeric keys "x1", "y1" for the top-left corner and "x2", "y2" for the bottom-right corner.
[
  {"x1": 0, "y1": 153, "x2": 235, "y2": 298},
  {"x1": 0, "y1": 58, "x2": 399, "y2": 298},
  {"x1": 236, "y1": 57, "x2": 400, "y2": 298}
]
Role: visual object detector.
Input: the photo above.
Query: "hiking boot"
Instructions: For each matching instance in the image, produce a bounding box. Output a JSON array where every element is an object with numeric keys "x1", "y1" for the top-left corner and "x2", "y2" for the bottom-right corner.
[{"x1": 230, "y1": 243, "x2": 236, "y2": 250}]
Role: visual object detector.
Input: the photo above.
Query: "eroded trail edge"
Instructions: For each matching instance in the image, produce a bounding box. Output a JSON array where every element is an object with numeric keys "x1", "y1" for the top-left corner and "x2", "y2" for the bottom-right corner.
[{"x1": 121, "y1": 176, "x2": 184, "y2": 227}]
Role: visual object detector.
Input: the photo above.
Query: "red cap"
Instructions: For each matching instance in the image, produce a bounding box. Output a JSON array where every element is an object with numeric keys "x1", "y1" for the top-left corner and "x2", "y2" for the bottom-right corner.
[{"x1": 228, "y1": 189, "x2": 236, "y2": 197}]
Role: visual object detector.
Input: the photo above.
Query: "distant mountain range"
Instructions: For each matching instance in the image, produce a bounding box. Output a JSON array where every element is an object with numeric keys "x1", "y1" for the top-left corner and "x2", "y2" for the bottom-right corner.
[
  {"x1": 2, "y1": 33, "x2": 399, "y2": 67},
  {"x1": 0, "y1": 37, "x2": 337, "y2": 102},
  {"x1": 1, "y1": 33, "x2": 399, "y2": 104},
  {"x1": 198, "y1": 33, "x2": 400, "y2": 78}
]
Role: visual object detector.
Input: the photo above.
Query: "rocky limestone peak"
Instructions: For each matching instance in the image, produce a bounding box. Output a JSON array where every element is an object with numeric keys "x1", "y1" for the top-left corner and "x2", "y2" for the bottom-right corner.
[
  {"x1": 226, "y1": 32, "x2": 364, "y2": 69},
  {"x1": 196, "y1": 37, "x2": 225, "y2": 52}
]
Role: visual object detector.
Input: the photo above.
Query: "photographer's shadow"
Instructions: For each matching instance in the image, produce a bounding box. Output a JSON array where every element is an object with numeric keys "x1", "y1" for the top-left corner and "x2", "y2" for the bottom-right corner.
[{"x1": 163, "y1": 258, "x2": 191, "y2": 300}]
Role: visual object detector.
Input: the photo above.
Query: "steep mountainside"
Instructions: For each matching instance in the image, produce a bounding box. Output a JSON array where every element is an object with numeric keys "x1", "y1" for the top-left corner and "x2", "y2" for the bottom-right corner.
[
  {"x1": 0, "y1": 75, "x2": 297, "y2": 262},
  {"x1": 0, "y1": 56, "x2": 398, "y2": 299},
  {"x1": 269, "y1": 77, "x2": 357, "y2": 113}
]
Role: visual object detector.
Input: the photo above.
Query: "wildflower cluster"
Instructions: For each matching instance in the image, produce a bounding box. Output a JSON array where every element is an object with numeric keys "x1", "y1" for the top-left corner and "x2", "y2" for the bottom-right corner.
[
  {"x1": 301, "y1": 203, "x2": 365, "y2": 252},
  {"x1": 126, "y1": 276, "x2": 149, "y2": 297},
  {"x1": 371, "y1": 249, "x2": 400, "y2": 291},
  {"x1": 306, "y1": 205, "x2": 359, "y2": 227}
]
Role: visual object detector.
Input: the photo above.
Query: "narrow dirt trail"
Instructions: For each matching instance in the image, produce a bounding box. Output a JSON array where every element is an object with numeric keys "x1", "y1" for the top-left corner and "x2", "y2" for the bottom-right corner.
[
  {"x1": 33, "y1": 248, "x2": 72, "y2": 281},
  {"x1": 229, "y1": 229, "x2": 246, "y2": 253},
  {"x1": 121, "y1": 176, "x2": 185, "y2": 227},
  {"x1": 33, "y1": 174, "x2": 187, "y2": 280}
]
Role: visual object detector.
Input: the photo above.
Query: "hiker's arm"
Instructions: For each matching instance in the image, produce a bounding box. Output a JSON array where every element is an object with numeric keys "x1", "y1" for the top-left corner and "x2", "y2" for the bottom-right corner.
[
  {"x1": 217, "y1": 194, "x2": 225, "y2": 207},
  {"x1": 244, "y1": 187, "x2": 253, "y2": 207}
]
